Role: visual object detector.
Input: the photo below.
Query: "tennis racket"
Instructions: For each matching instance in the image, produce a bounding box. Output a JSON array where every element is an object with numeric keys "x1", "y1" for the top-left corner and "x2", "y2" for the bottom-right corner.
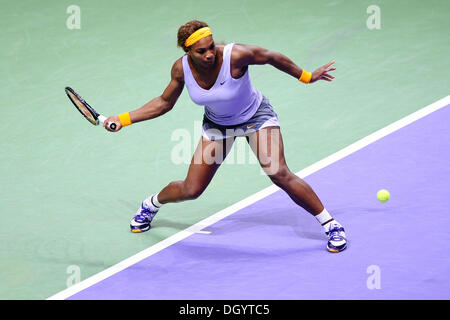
[{"x1": 65, "y1": 87, "x2": 116, "y2": 131}]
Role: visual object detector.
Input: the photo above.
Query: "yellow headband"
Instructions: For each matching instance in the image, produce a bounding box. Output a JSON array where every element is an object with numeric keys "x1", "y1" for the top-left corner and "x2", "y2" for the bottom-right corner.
[{"x1": 185, "y1": 27, "x2": 212, "y2": 47}]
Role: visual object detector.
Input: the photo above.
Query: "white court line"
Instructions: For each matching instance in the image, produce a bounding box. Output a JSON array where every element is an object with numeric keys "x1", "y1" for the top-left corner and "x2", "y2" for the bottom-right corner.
[
  {"x1": 47, "y1": 95, "x2": 450, "y2": 300},
  {"x1": 195, "y1": 230, "x2": 212, "y2": 234}
]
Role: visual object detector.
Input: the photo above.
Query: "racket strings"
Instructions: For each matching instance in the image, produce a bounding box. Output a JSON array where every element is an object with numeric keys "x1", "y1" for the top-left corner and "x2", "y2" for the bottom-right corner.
[{"x1": 67, "y1": 91, "x2": 97, "y2": 125}]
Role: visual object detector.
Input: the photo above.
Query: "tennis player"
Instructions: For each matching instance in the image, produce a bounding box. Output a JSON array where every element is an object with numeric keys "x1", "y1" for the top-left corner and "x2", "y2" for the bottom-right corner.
[{"x1": 104, "y1": 20, "x2": 347, "y2": 252}]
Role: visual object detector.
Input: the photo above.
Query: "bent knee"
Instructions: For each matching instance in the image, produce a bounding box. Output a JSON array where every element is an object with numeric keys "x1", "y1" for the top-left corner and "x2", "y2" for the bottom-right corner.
[
  {"x1": 268, "y1": 166, "x2": 292, "y2": 186},
  {"x1": 182, "y1": 182, "x2": 205, "y2": 200}
]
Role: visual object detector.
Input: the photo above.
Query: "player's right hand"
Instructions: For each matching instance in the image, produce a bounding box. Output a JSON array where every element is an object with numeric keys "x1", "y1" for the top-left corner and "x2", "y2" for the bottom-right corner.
[{"x1": 104, "y1": 116, "x2": 122, "y2": 132}]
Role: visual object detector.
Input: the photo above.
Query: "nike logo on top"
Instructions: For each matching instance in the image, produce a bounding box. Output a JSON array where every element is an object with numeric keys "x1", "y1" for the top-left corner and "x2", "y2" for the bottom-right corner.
[
  {"x1": 246, "y1": 124, "x2": 255, "y2": 129},
  {"x1": 220, "y1": 81, "x2": 226, "y2": 85}
]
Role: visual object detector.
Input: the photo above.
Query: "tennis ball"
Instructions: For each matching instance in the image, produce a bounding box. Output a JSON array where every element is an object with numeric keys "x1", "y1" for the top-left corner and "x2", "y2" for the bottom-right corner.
[{"x1": 377, "y1": 189, "x2": 390, "y2": 202}]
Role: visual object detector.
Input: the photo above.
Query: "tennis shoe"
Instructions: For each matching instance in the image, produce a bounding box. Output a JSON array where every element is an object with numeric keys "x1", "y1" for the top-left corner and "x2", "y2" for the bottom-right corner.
[
  {"x1": 326, "y1": 222, "x2": 347, "y2": 253},
  {"x1": 130, "y1": 202, "x2": 158, "y2": 233}
]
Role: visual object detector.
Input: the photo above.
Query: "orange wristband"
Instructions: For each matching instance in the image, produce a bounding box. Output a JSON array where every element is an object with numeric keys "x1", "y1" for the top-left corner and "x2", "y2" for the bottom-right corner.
[
  {"x1": 299, "y1": 70, "x2": 312, "y2": 84},
  {"x1": 118, "y1": 112, "x2": 132, "y2": 126}
]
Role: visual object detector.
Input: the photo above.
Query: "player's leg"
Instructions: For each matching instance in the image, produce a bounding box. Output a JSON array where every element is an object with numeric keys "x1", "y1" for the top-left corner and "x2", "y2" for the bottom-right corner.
[
  {"x1": 130, "y1": 136, "x2": 234, "y2": 233},
  {"x1": 247, "y1": 126, "x2": 347, "y2": 252},
  {"x1": 157, "y1": 136, "x2": 234, "y2": 203},
  {"x1": 247, "y1": 126, "x2": 324, "y2": 213}
]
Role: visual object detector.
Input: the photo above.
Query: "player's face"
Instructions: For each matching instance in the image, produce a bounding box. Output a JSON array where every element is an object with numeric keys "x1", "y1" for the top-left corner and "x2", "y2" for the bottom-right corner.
[{"x1": 189, "y1": 36, "x2": 216, "y2": 67}]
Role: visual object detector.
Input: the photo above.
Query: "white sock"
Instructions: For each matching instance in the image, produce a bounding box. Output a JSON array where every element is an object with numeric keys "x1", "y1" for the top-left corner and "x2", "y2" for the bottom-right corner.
[
  {"x1": 314, "y1": 208, "x2": 338, "y2": 231},
  {"x1": 143, "y1": 193, "x2": 162, "y2": 210},
  {"x1": 151, "y1": 193, "x2": 162, "y2": 208}
]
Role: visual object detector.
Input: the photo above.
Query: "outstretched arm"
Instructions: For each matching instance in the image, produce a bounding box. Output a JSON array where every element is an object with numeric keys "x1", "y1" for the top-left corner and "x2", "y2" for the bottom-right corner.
[
  {"x1": 233, "y1": 44, "x2": 335, "y2": 83},
  {"x1": 104, "y1": 59, "x2": 184, "y2": 132}
]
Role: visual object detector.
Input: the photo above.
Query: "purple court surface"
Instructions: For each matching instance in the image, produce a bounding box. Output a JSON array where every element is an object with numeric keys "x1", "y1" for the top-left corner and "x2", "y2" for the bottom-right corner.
[{"x1": 69, "y1": 105, "x2": 450, "y2": 300}]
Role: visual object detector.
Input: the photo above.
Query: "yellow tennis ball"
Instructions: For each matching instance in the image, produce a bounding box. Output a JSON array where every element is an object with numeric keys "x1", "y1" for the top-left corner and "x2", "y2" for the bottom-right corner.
[{"x1": 377, "y1": 189, "x2": 390, "y2": 202}]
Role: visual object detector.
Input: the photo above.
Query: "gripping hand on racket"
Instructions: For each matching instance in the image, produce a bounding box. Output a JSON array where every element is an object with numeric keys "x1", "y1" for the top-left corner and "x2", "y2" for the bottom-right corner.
[
  {"x1": 104, "y1": 116, "x2": 122, "y2": 132},
  {"x1": 310, "y1": 60, "x2": 336, "y2": 83}
]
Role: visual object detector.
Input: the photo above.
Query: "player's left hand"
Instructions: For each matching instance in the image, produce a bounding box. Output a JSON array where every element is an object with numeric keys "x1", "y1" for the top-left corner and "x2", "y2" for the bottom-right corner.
[{"x1": 311, "y1": 60, "x2": 336, "y2": 83}]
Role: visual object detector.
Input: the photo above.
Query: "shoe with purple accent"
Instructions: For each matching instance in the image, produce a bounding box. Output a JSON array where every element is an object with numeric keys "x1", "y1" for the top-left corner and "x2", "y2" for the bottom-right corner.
[
  {"x1": 326, "y1": 222, "x2": 347, "y2": 253},
  {"x1": 130, "y1": 203, "x2": 158, "y2": 233}
]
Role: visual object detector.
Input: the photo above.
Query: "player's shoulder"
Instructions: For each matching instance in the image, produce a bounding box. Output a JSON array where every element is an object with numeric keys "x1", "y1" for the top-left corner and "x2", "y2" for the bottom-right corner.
[
  {"x1": 171, "y1": 57, "x2": 184, "y2": 82},
  {"x1": 230, "y1": 43, "x2": 255, "y2": 67},
  {"x1": 231, "y1": 43, "x2": 252, "y2": 56}
]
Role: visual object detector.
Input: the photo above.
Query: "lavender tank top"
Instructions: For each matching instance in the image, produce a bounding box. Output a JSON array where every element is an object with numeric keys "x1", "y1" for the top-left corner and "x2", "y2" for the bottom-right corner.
[{"x1": 182, "y1": 43, "x2": 262, "y2": 126}]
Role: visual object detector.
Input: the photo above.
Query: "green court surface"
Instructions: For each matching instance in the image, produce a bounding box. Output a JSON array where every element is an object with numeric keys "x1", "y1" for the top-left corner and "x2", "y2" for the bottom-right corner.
[{"x1": 0, "y1": 0, "x2": 448, "y2": 299}]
